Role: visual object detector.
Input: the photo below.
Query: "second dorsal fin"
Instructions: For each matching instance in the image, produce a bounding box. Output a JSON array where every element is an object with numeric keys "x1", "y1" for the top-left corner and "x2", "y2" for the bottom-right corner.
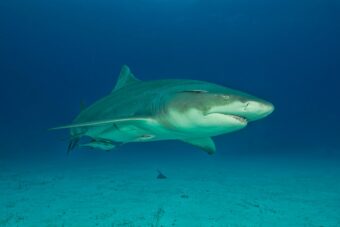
[{"x1": 112, "y1": 65, "x2": 140, "y2": 92}]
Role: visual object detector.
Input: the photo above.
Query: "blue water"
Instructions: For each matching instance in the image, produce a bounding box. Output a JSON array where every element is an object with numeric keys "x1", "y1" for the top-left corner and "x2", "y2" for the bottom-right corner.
[{"x1": 1, "y1": 0, "x2": 340, "y2": 226}]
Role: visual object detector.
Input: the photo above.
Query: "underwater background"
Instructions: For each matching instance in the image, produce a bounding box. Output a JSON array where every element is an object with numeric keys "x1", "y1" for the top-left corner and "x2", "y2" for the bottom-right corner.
[{"x1": 1, "y1": 0, "x2": 340, "y2": 226}]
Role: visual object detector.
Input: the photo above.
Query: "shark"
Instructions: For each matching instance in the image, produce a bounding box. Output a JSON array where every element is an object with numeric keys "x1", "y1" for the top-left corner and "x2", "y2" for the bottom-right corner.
[{"x1": 51, "y1": 65, "x2": 274, "y2": 155}]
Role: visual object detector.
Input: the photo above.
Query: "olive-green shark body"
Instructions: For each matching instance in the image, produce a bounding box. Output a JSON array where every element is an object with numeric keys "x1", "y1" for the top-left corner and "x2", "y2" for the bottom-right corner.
[{"x1": 51, "y1": 65, "x2": 274, "y2": 155}]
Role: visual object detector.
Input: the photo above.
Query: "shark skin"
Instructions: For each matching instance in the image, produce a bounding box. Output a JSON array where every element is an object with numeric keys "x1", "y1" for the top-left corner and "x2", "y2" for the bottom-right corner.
[{"x1": 51, "y1": 65, "x2": 274, "y2": 155}]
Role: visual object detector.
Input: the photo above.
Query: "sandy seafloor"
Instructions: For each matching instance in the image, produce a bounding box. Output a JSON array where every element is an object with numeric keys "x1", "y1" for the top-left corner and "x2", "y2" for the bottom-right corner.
[{"x1": 1, "y1": 150, "x2": 340, "y2": 227}]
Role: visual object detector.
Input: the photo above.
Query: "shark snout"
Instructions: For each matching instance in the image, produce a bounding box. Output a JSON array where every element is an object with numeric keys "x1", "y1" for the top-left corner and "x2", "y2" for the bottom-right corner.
[
  {"x1": 205, "y1": 94, "x2": 274, "y2": 123},
  {"x1": 243, "y1": 100, "x2": 274, "y2": 121}
]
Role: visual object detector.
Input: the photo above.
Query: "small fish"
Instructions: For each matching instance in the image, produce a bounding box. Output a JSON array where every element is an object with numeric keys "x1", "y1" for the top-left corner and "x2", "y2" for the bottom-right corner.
[{"x1": 156, "y1": 170, "x2": 167, "y2": 179}]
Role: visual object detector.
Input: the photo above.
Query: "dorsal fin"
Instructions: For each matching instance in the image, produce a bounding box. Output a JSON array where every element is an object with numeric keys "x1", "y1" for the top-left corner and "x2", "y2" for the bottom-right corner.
[{"x1": 112, "y1": 65, "x2": 140, "y2": 92}]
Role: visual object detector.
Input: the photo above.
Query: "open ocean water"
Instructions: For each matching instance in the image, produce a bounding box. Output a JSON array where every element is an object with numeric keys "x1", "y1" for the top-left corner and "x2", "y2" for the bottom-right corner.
[{"x1": 1, "y1": 0, "x2": 339, "y2": 226}]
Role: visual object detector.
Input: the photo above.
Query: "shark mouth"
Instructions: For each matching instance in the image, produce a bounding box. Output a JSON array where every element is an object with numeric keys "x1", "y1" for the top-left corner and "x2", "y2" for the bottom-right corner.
[
  {"x1": 229, "y1": 115, "x2": 248, "y2": 124},
  {"x1": 205, "y1": 112, "x2": 248, "y2": 124}
]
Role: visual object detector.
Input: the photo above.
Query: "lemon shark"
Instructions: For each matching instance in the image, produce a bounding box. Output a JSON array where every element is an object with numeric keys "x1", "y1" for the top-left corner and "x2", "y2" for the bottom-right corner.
[{"x1": 51, "y1": 65, "x2": 274, "y2": 155}]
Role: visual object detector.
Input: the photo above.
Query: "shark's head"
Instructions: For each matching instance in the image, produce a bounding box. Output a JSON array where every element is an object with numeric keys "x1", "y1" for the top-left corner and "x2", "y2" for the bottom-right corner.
[{"x1": 163, "y1": 82, "x2": 274, "y2": 137}]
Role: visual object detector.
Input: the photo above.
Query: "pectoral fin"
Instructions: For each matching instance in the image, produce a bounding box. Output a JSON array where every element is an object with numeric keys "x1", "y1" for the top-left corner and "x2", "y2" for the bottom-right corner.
[{"x1": 182, "y1": 137, "x2": 216, "y2": 155}]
